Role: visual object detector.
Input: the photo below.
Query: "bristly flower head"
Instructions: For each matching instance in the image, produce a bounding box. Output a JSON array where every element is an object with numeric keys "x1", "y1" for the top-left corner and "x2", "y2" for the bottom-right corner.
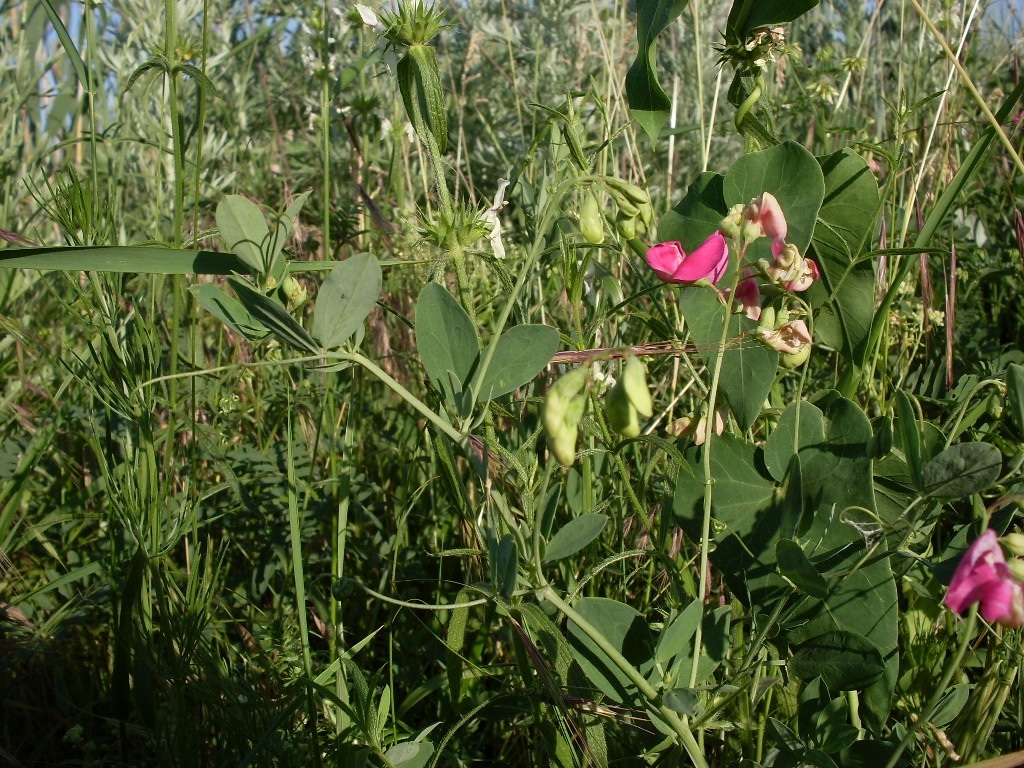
[{"x1": 378, "y1": 1, "x2": 447, "y2": 48}]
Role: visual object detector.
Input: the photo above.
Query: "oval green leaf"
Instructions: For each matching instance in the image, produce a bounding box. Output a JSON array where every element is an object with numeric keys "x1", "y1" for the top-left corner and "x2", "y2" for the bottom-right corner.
[
  {"x1": 543, "y1": 514, "x2": 608, "y2": 563},
  {"x1": 920, "y1": 442, "x2": 1002, "y2": 499},
  {"x1": 312, "y1": 253, "x2": 383, "y2": 350}
]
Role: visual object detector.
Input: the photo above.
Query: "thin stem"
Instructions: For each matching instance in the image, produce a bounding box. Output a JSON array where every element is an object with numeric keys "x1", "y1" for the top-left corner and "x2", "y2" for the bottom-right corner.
[
  {"x1": 537, "y1": 585, "x2": 708, "y2": 768},
  {"x1": 882, "y1": 606, "x2": 978, "y2": 768},
  {"x1": 688, "y1": 271, "x2": 742, "y2": 691},
  {"x1": 907, "y1": 0, "x2": 1024, "y2": 178}
]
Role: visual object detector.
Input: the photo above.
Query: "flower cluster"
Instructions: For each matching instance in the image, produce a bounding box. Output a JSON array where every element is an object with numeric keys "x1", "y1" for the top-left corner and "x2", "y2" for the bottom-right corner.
[
  {"x1": 644, "y1": 191, "x2": 819, "y2": 365},
  {"x1": 945, "y1": 529, "x2": 1024, "y2": 628}
]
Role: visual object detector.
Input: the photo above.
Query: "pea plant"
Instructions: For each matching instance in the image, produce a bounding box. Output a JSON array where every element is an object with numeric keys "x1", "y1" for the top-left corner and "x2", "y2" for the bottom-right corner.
[{"x1": 4, "y1": 0, "x2": 1023, "y2": 765}]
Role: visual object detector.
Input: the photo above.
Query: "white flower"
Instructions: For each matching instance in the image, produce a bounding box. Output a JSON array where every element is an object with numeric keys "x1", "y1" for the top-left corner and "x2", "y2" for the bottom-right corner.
[
  {"x1": 354, "y1": 4, "x2": 380, "y2": 28},
  {"x1": 483, "y1": 178, "x2": 511, "y2": 260}
]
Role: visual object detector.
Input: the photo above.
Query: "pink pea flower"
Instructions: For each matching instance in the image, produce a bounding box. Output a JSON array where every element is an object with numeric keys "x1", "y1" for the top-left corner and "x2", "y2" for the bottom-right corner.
[
  {"x1": 758, "y1": 319, "x2": 812, "y2": 355},
  {"x1": 646, "y1": 232, "x2": 729, "y2": 285},
  {"x1": 750, "y1": 192, "x2": 788, "y2": 244},
  {"x1": 766, "y1": 243, "x2": 820, "y2": 292},
  {"x1": 945, "y1": 529, "x2": 1024, "y2": 627},
  {"x1": 732, "y1": 270, "x2": 762, "y2": 321}
]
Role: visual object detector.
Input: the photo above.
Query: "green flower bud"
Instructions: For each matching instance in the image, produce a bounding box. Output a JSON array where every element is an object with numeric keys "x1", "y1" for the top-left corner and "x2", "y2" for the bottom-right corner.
[
  {"x1": 543, "y1": 368, "x2": 589, "y2": 466},
  {"x1": 616, "y1": 212, "x2": 637, "y2": 240},
  {"x1": 1001, "y1": 532, "x2": 1024, "y2": 558},
  {"x1": 281, "y1": 275, "x2": 308, "y2": 308},
  {"x1": 780, "y1": 344, "x2": 811, "y2": 368},
  {"x1": 579, "y1": 190, "x2": 605, "y2": 245},
  {"x1": 605, "y1": 380, "x2": 640, "y2": 438},
  {"x1": 621, "y1": 357, "x2": 653, "y2": 417}
]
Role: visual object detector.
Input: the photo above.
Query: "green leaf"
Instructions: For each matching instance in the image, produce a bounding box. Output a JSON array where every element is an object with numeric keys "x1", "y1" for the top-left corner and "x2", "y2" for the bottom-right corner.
[
  {"x1": 311, "y1": 253, "x2": 382, "y2": 350},
  {"x1": 228, "y1": 277, "x2": 320, "y2": 354},
  {"x1": 384, "y1": 742, "x2": 433, "y2": 768},
  {"x1": 726, "y1": 0, "x2": 819, "y2": 42},
  {"x1": 268, "y1": 191, "x2": 310, "y2": 281},
  {"x1": 492, "y1": 534, "x2": 518, "y2": 600},
  {"x1": 0, "y1": 246, "x2": 251, "y2": 274},
  {"x1": 190, "y1": 283, "x2": 268, "y2": 340},
  {"x1": 655, "y1": 598, "x2": 702, "y2": 665},
  {"x1": 40, "y1": 0, "x2": 89, "y2": 87},
  {"x1": 478, "y1": 324, "x2": 559, "y2": 400},
  {"x1": 415, "y1": 283, "x2": 480, "y2": 409},
  {"x1": 1006, "y1": 363, "x2": 1024, "y2": 435},
  {"x1": 776, "y1": 539, "x2": 828, "y2": 599},
  {"x1": 894, "y1": 390, "x2": 924, "y2": 490},
  {"x1": 543, "y1": 514, "x2": 608, "y2": 563},
  {"x1": 625, "y1": 0, "x2": 688, "y2": 140},
  {"x1": 788, "y1": 631, "x2": 885, "y2": 691},
  {"x1": 763, "y1": 401, "x2": 825, "y2": 483},
  {"x1": 680, "y1": 288, "x2": 777, "y2": 430},
  {"x1": 928, "y1": 683, "x2": 969, "y2": 727},
  {"x1": 217, "y1": 195, "x2": 270, "y2": 273},
  {"x1": 662, "y1": 688, "x2": 700, "y2": 716},
  {"x1": 723, "y1": 141, "x2": 825, "y2": 265},
  {"x1": 657, "y1": 172, "x2": 728, "y2": 252},
  {"x1": 808, "y1": 150, "x2": 880, "y2": 365},
  {"x1": 566, "y1": 598, "x2": 655, "y2": 704},
  {"x1": 919, "y1": 442, "x2": 1002, "y2": 499}
]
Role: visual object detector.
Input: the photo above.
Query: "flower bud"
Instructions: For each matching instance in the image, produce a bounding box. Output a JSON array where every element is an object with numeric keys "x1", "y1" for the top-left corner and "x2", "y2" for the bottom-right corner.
[
  {"x1": 1006, "y1": 556, "x2": 1024, "y2": 583},
  {"x1": 579, "y1": 190, "x2": 605, "y2": 245},
  {"x1": 621, "y1": 357, "x2": 653, "y2": 417},
  {"x1": 616, "y1": 212, "x2": 637, "y2": 240},
  {"x1": 780, "y1": 344, "x2": 811, "y2": 368},
  {"x1": 605, "y1": 380, "x2": 640, "y2": 438},
  {"x1": 543, "y1": 368, "x2": 589, "y2": 466},
  {"x1": 281, "y1": 275, "x2": 308, "y2": 308},
  {"x1": 1001, "y1": 532, "x2": 1024, "y2": 558}
]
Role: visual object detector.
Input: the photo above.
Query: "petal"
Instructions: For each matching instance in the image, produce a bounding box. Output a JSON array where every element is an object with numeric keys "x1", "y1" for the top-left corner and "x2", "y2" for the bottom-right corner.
[
  {"x1": 757, "y1": 192, "x2": 788, "y2": 241},
  {"x1": 674, "y1": 232, "x2": 729, "y2": 283},
  {"x1": 646, "y1": 242, "x2": 686, "y2": 283}
]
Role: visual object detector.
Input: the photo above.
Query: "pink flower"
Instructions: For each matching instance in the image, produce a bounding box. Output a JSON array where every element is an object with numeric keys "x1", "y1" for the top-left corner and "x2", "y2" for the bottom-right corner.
[
  {"x1": 646, "y1": 232, "x2": 729, "y2": 285},
  {"x1": 732, "y1": 270, "x2": 762, "y2": 321},
  {"x1": 751, "y1": 192, "x2": 787, "y2": 243},
  {"x1": 758, "y1": 319, "x2": 812, "y2": 355},
  {"x1": 945, "y1": 529, "x2": 1024, "y2": 627},
  {"x1": 766, "y1": 243, "x2": 820, "y2": 292}
]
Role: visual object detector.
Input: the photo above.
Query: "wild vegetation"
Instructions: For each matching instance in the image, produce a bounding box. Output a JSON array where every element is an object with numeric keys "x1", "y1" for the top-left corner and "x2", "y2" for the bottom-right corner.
[{"x1": 2, "y1": 0, "x2": 1024, "y2": 765}]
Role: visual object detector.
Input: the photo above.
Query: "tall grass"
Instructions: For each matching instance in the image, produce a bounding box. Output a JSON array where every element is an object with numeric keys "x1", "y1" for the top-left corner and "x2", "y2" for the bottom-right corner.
[{"x1": 1, "y1": 0, "x2": 1023, "y2": 765}]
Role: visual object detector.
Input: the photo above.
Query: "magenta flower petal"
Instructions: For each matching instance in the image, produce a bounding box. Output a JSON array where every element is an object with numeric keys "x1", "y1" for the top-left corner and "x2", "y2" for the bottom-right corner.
[
  {"x1": 645, "y1": 233, "x2": 730, "y2": 285},
  {"x1": 944, "y1": 529, "x2": 1024, "y2": 625},
  {"x1": 674, "y1": 232, "x2": 729, "y2": 283},
  {"x1": 645, "y1": 242, "x2": 686, "y2": 283}
]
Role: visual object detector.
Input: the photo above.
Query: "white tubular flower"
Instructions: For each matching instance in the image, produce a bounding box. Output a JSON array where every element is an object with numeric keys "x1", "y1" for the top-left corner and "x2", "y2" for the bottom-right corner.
[{"x1": 483, "y1": 178, "x2": 511, "y2": 260}]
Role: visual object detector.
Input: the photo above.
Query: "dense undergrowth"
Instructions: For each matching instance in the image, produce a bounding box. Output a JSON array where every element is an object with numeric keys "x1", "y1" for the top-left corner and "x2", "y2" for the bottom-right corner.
[{"x1": 2, "y1": 0, "x2": 1024, "y2": 766}]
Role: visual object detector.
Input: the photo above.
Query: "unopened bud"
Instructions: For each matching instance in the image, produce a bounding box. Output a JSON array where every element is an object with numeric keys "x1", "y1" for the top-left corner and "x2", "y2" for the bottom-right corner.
[
  {"x1": 621, "y1": 357, "x2": 653, "y2": 417},
  {"x1": 605, "y1": 381, "x2": 640, "y2": 438},
  {"x1": 543, "y1": 368, "x2": 589, "y2": 466},
  {"x1": 1001, "y1": 532, "x2": 1024, "y2": 558},
  {"x1": 579, "y1": 190, "x2": 605, "y2": 245}
]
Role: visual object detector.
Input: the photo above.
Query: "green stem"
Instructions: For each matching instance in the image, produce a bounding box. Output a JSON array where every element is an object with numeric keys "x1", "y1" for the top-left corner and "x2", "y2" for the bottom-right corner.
[
  {"x1": 689, "y1": 272, "x2": 741, "y2": 691},
  {"x1": 882, "y1": 607, "x2": 977, "y2": 768},
  {"x1": 537, "y1": 585, "x2": 708, "y2": 768}
]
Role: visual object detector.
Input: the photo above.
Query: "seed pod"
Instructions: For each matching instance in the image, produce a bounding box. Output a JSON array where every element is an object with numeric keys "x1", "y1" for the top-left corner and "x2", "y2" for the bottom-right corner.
[
  {"x1": 608, "y1": 179, "x2": 651, "y2": 208},
  {"x1": 780, "y1": 344, "x2": 811, "y2": 368},
  {"x1": 398, "y1": 43, "x2": 447, "y2": 154},
  {"x1": 543, "y1": 368, "x2": 589, "y2": 466},
  {"x1": 616, "y1": 212, "x2": 637, "y2": 240},
  {"x1": 621, "y1": 357, "x2": 653, "y2": 417},
  {"x1": 605, "y1": 380, "x2": 640, "y2": 438},
  {"x1": 579, "y1": 190, "x2": 605, "y2": 245}
]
